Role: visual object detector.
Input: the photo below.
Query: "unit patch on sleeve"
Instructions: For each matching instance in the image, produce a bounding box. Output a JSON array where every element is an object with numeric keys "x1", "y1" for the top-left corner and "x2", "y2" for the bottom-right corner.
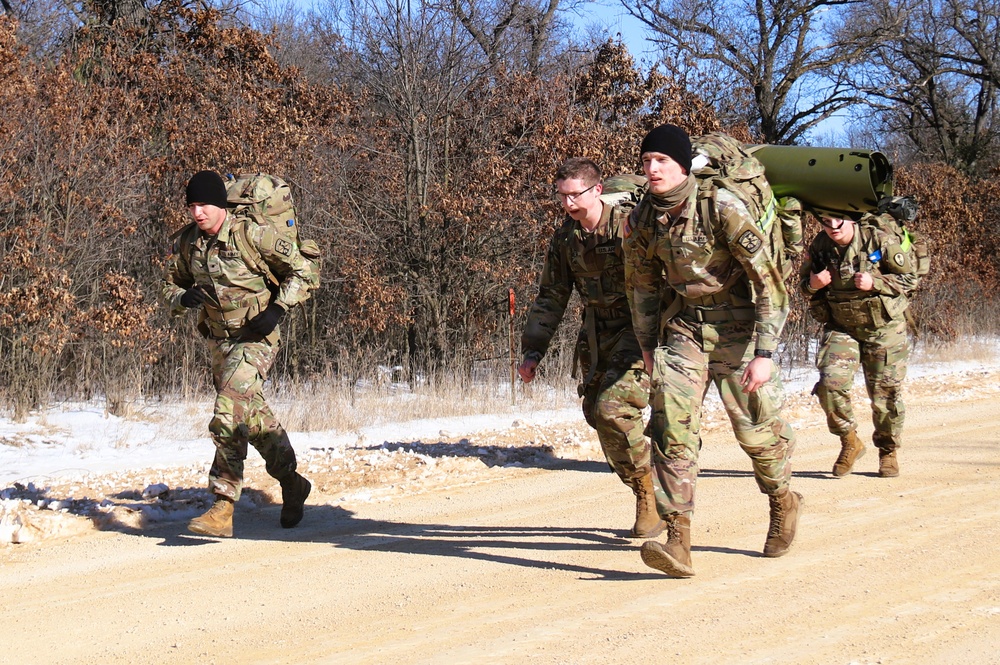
[
  {"x1": 737, "y1": 230, "x2": 763, "y2": 255},
  {"x1": 275, "y1": 238, "x2": 292, "y2": 257}
]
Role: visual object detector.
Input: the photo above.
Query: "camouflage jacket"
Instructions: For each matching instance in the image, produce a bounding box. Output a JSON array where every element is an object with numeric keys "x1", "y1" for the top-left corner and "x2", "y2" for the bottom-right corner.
[
  {"x1": 521, "y1": 201, "x2": 633, "y2": 360},
  {"x1": 161, "y1": 211, "x2": 313, "y2": 340},
  {"x1": 800, "y1": 218, "x2": 917, "y2": 328},
  {"x1": 623, "y1": 187, "x2": 789, "y2": 353}
]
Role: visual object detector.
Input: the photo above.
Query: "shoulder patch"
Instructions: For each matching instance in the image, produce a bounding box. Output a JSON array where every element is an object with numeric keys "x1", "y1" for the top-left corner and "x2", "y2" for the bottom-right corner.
[
  {"x1": 275, "y1": 238, "x2": 292, "y2": 257},
  {"x1": 737, "y1": 229, "x2": 763, "y2": 254},
  {"x1": 893, "y1": 252, "x2": 905, "y2": 267}
]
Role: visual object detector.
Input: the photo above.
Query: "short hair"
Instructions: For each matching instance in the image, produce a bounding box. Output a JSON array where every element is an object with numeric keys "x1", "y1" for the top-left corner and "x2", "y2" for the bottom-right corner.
[{"x1": 555, "y1": 157, "x2": 602, "y2": 185}]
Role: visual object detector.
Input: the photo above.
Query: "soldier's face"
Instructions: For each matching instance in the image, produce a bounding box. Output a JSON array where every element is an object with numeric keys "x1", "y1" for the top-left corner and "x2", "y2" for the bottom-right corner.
[
  {"x1": 641, "y1": 152, "x2": 687, "y2": 195},
  {"x1": 188, "y1": 203, "x2": 227, "y2": 235},
  {"x1": 821, "y1": 217, "x2": 855, "y2": 245},
  {"x1": 554, "y1": 177, "x2": 602, "y2": 220}
]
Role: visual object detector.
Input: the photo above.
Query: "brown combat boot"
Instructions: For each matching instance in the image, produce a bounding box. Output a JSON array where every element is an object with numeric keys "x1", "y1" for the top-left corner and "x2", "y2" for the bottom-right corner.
[
  {"x1": 878, "y1": 450, "x2": 899, "y2": 478},
  {"x1": 279, "y1": 473, "x2": 312, "y2": 528},
  {"x1": 763, "y1": 489, "x2": 803, "y2": 557},
  {"x1": 630, "y1": 473, "x2": 666, "y2": 538},
  {"x1": 640, "y1": 514, "x2": 695, "y2": 578},
  {"x1": 832, "y1": 430, "x2": 866, "y2": 477},
  {"x1": 188, "y1": 496, "x2": 234, "y2": 537}
]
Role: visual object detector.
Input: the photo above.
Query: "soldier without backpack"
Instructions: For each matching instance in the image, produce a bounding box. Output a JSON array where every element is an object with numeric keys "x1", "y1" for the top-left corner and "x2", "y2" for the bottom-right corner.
[
  {"x1": 801, "y1": 208, "x2": 921, "y2": 479},
  {"x1": 519, "y1": 157, "x2": 668, "y2": 540},
  {"x1": 623, "y1": 124, "x2": 801, "y2": 578},
  {"x1": 161, "y1": 170, "x2": 314, "y2": 538}
]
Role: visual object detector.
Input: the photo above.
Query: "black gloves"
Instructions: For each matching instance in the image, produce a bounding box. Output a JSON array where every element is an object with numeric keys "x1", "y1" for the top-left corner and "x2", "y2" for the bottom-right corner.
[
  {"x1": 180, "y1": 285, "x2": 210, "y2": 308},
  {"x1": 243, "y1": 303, "x2": 286, "y2": 339}
]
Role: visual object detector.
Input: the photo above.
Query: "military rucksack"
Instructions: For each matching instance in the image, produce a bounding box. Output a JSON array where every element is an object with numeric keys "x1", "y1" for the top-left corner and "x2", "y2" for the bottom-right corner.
[
  {"x1": 600, "y1": 173, "x2": 647, "y2": 236},
  {"x1": 691, "y1": 133, "x2": 803, "y2": 279},
  {"x1": 600, "y1": 174, "x2": 648, "y2": 208},
  {"x1": 871, "y1": 195, "x2": 930, "y2": 289},
  {"x1": 224, "y1": 173, "x2": 321, "y2": 303}
]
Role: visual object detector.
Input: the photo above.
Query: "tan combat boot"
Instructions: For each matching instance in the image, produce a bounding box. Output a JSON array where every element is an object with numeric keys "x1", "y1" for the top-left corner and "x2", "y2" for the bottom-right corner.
[
  {"x1": 640, "y1": 514, "x2": 695, "y2": 577},
  {"x1": 279, "y1": 473, "x2": 312, "y2": 528},
  {"x1": 878, "y1": 450, "x2": 899, "y2": 478},
  {"x1": 763, "y1": 489, "x2": 803, "y2": 557},
  {"x1": 189, "y1": 496, "x2": 235, "y2": 537},
  {"x1": 832, "y1": 430, "x2": 866, "y2": 477},
  {"x1": 630, "y1": 473, "x2": 666, "y2": 538}
]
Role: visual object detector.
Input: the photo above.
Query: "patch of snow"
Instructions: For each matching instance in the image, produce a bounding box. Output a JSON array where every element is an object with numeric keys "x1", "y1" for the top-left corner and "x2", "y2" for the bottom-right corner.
[{"x1": 2, "y1": 348, "x2": 999, "y2": 546}]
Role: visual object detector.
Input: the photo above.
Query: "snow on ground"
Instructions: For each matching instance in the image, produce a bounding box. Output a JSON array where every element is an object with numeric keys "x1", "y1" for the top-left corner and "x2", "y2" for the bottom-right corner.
[
  {"x1": 2, "y1": 341, "x2": 998, "y2": 546},
  {"x1": 0, "y1": 393, "x2": 601, "y2": 545}
]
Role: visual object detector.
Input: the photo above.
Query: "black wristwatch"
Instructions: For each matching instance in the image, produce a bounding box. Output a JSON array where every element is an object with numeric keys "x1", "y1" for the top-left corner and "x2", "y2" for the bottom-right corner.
[{"x1": 754, "y1": 349, "x2": 773, "y2": 359}]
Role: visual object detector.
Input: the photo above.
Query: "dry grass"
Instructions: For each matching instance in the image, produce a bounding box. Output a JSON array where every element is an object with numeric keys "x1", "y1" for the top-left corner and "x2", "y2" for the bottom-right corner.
[
  {"x1": 10, "y1": 334, "x2": 998, "y2": 434},
  {"x1": 911, "y1": 336, "x2": 1000, "y2": 365},
  {"x1": 271, "y1": 373, "x2": 582, "y2": 433}
]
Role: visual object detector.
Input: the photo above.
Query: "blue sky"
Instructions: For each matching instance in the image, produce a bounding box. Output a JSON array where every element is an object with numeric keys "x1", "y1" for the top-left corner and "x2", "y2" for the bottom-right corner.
[{"x1": 572, "y1": 1, "x2": 656, "y2": 59}]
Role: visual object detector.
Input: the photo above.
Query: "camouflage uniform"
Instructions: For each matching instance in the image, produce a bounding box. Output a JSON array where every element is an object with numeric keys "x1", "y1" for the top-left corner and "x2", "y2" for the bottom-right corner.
[
  {"x1": 624, "y1": 187, "x2": 796, "y2": 517},
  {"x1": 801, "y1": 215, "x2": 918, "y2": 453},
  {"x1": 522, "y1": 201, "x2": 662, "y2": 505},
  {"x1": 162, "y1": 211, "x2": 313, "y2": 501}
]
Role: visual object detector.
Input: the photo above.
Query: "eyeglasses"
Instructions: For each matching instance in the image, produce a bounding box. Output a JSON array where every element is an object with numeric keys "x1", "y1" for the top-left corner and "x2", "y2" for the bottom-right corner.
[
  {"x1": 820, "y1": 218, "x2": 847, "y2": 230},
  {"x1": 554, "y1": 183, "x2": 597, "y2": 203}
]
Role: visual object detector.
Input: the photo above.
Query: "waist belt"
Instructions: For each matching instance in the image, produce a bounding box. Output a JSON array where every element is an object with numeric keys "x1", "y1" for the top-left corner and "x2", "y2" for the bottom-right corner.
[
  {"x1": 682, "y1": 306, "x2": 755, "y2": 323},
  {"x1": 827, "y1": 297, "x2": 878, "y2": 328},
  {"x1": 595, "y1": 315, "x2": 631, "y2": 331},
  {"x1": 589, "y1": 304, "x2": 629, "y2": 319},
  {"x1": 577, "y1": 306, "x2": 631, "y2": 389},
  {"x1": 826, "y1": 293, "x2": 876, "y2": 304},
  {"x1": 202, "y1": 292, "x2": 269, "y2": 340},
  {"x1": 203, "y1": 316, "x2": 243, "y2": 340}
]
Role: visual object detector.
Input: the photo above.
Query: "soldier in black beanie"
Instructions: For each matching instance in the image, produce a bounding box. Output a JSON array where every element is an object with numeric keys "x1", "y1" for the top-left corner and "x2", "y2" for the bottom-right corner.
[
  {"x1": 161, "y1": 170, "x2": 313, "y2": 537},
  {"x1": 639, "y1": 123, "x2": 693, "y2": 174},
  {"x1": 624, "y1": 123, "x2": 801, "y2": 577},
  {"x1": 185, "y1": 170, "x2": 229, "y2": 209}
]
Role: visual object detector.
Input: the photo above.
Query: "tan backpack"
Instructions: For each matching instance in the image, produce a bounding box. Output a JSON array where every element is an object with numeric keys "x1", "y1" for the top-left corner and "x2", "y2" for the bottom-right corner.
[
  {"x1": 224, "y1": 173, "x2": 321, "y2": 302},
  {"x1": 692, "y1": 133, "x2": 803, "y2": 278}
]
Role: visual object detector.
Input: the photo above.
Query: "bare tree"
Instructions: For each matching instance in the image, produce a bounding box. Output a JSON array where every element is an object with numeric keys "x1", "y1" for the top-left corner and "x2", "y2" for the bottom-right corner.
[
  {"x1": 624, "y1": 0, "x2": 877, "y2": 144},
  {"x1": 332, "y1": 0, "x2": 520, "y2": 374},
  {"x1": 844, "y1": 0, "x2": 1000, "y2": 172},
  {"x1": 433, "y1": 0, "x2": 567, "y2": 74}
]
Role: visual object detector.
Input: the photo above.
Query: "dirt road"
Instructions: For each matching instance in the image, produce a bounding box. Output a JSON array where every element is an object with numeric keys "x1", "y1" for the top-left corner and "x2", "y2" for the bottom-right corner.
[{"x1": 3, "y1": 371, "x2": 1000, "y2": 664}]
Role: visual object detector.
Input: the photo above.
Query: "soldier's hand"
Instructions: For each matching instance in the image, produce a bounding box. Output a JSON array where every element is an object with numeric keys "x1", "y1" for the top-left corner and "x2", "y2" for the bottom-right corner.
[
  {"x1": 809, "y1": 269, "x2": 832, "y2": 291},
  {"x1": 243, "y1": 303, "x2": 286, "y2": 339},
  {"x1": 854, "y1": 272, "x2": 874, "y2": 291},
  {"x1": 740, "y1": 356, "x2": 772, "y2": 394},
  {"x1": 517, "y1": 358, "x2": 539, "y2": 383},
  {"x1": 180, "y1": 286, "x2": 210, "y2": 308}
]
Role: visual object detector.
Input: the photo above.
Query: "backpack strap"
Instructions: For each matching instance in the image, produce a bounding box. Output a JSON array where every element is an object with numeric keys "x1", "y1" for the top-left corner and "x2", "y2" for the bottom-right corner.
[
  {"x1": 229, "y1": 215, "x2": 280, "y2": 288},
  {"x1": 697, "y1": 189, "x2": 725, "y2": 241},
  {"x1": 168, "y1": 221, "x2": 194, "y2": 243},
  {"x1": 168, "y1": 222, "x2": 199, "y2": 264}
]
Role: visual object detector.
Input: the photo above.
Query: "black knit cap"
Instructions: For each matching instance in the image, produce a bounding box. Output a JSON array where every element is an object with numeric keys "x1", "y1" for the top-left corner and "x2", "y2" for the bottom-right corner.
[
  {"x1": 185, "y1": 170, "x2": 229, "y2": 208},
  {"x1": 640, "y1": 124, "x2": 693, "y2": 173}
]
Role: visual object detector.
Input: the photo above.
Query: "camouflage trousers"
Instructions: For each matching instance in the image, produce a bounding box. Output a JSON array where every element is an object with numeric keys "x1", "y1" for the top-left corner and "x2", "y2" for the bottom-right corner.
[
  {"x1": 813, "y1": 319, "x2": 909, "y2": 451},
  {"x1": 578, "y1": 325, "x2": 666, "y2": 513},
  {"x1": 205, "y1": 337, "x2": 297, "y2": 501},
  {"x1": 649, "y1": 318, "x2": 796, "y2": 517}
]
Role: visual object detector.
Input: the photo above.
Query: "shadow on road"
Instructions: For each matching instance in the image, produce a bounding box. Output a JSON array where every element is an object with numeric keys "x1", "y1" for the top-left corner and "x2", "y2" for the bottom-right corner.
[{"x1": 136, "y1": 502, "x2": 671, "y2": 581}]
